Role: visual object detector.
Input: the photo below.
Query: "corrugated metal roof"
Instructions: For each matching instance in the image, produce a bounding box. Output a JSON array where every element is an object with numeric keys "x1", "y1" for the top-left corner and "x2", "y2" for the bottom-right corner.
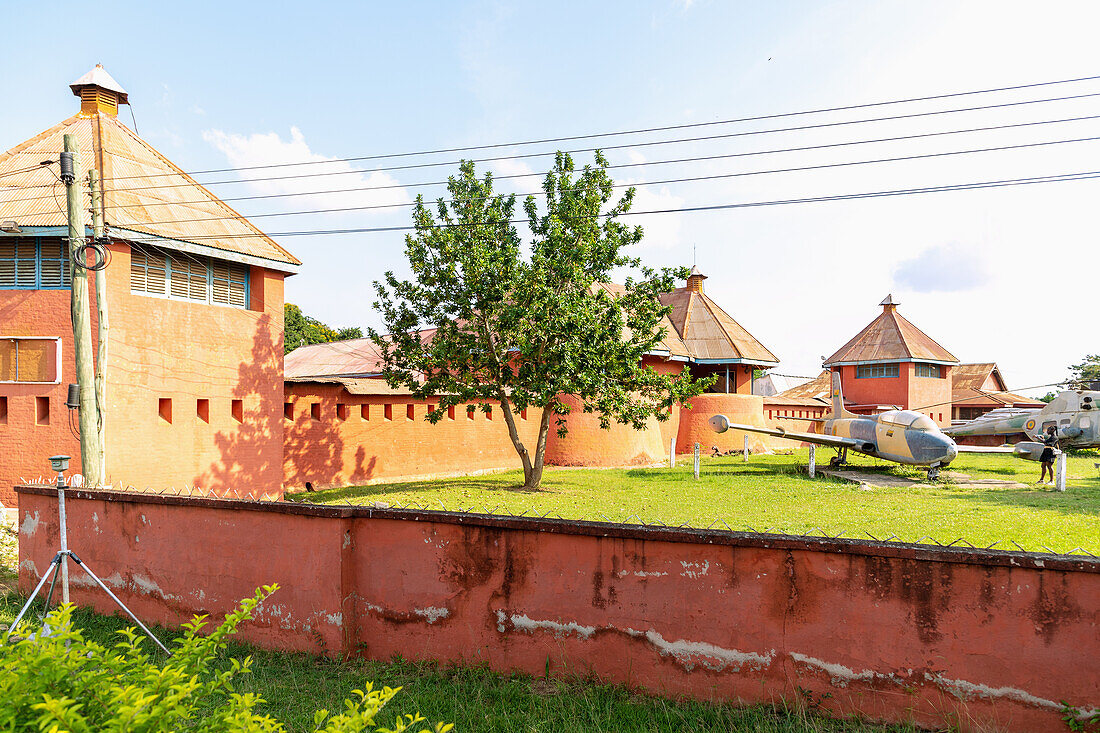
[
  {"x1": 773, "y1": 371, "x2": 832, "y2": 400},
  {"x1": 286, "y1": 376, "x2": 415, "y2": 396},
  {"x1": 658, "y1": 288, "x2": 778, "y2": 364},
  {"x1": 824, "y1": 301, "x2": 957, "y2": 366},
  {"x1": 0, "y1": 112, "x2": 300, "y2": 269},
  {"x1": 284, "y1": 329, "x2": 438, "y2": 380},
  {"x1": 951, "y1": 363, "x2": 1042, "y2": 407}
]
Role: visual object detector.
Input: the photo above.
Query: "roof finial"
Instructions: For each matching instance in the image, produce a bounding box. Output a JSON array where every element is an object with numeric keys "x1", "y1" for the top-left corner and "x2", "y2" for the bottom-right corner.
[
  {"x1": 70, "y1": 65, "x2": 128, "y2": 117},
  {"x1": 686, "y1": 265, "x2": 707, "y2": 293},
  {"x1": 880, "y1": 293, "x2": 898, "y2": 312}
]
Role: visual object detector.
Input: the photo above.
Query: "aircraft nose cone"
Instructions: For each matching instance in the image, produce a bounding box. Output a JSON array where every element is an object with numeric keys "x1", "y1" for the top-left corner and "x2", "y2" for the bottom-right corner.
[{"x1": 942, "y1": 440, "x2": 958, "y2": 464}]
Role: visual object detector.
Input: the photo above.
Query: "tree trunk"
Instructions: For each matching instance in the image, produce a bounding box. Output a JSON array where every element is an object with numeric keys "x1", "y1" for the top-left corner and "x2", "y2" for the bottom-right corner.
[
  {"x1": 496, "y1": 390, "x2": 535, "y2": 487},
  {"x1": 527, "y1": 405, "x2": 554, "y2": 489}
]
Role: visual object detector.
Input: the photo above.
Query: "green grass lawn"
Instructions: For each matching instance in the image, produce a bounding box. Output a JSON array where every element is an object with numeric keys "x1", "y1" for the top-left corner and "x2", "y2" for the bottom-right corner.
[{"x1": 295, "y1": 448, "x2": 1100, "y2": 554}]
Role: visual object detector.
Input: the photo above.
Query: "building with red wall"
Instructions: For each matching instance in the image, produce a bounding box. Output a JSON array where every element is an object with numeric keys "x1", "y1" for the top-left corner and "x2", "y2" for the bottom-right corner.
[
  {"x1": 282, "y1": 267, "x2": 780, "y2": 488},
  {"x1": 823, "y1": 295, "x2": 957, "y2": 426},
  {"x1": 0, "y1": 67, "x2": 299, "y2": 503}
]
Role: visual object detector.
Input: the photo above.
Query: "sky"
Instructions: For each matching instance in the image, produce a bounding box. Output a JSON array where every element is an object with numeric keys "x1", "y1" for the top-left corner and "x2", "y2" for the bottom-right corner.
[{"x1": 3, "y1": 0, "x2": 1098, "y2": 394}]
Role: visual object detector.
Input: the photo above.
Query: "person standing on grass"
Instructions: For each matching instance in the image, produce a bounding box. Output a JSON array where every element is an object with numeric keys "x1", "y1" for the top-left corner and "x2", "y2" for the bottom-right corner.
[{"x1": 1038, "y1": 426, "x2": 1058, "y2": 485}]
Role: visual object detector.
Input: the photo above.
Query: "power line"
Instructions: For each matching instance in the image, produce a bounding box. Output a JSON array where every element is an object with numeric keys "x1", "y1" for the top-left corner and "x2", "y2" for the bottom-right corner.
[
  {"x1": 113, "y1": 168, "x2": 1100, "y2": 242},
  {"x1": 10, "y1": 111, "x2": 1100, "y2": 214},
  {"x1": 95, "y1": 73, "x2": 1100, "y2": 180},
  {"x1": 88, "y1": 90, "x2": 1100, "y2": 194},
  {"x1": 74, "y1": 134, "x2": 1100, "y2": 230}
]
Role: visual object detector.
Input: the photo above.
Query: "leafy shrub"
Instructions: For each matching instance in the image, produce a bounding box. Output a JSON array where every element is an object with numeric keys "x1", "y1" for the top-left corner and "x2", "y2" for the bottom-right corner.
[{"x1": 0, "y1": 584, "x2": 451, "y2": 732}]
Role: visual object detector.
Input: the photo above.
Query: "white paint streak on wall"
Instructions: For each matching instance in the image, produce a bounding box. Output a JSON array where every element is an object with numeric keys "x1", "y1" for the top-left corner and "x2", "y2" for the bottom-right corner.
[
  {"x1": 789, "y1": 652, "x2": 899, "y2": 688},
  {"x1": 926, "y1": 672, "x2": 1100, "y2": 717},
  {"x1": 496, "y1": 610, "x2": 598, "y2": 639},
  {"x1": 326, "y1": 612, "x2": 344, "y2": 627},
  {"x1": 131, "y1": 574, "x2": 181, "y2": 602},
  {"x1": 494, "y1": 610, "x2": 772, "y2": 673},
  {"x1": 627, "y1": 627, "x2": 774, "y2": 672},
  {"x1": 413, "y1": 607, "x2": 450, "y2": 624},
  {"x1": 19, "y1": 511, "x2": 40, "y2": 537}
]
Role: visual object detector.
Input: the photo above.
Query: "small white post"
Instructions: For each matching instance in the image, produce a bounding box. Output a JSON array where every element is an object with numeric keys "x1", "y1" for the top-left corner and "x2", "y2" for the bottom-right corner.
[
  {"x1": 669, "y1": 435, "x2": 676, "y2": 468},
  {"x1": 1056, "y1": 450, "x2": 1067, "y2": 492},
  {"x1": 693, "y1": 443, "x2": 700, "y2": 480},
  {"x1": 808, "y1": 444, "x2": 816, "y2": 478},
  {"x1": 743, "y1": 434, "x2": 750, "y2": 462}
]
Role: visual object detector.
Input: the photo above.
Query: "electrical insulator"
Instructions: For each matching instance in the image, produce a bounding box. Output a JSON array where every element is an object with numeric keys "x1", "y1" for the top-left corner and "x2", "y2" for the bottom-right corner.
[{"x1": 59, "y1": 152, "x2": 75, "y2": 184}]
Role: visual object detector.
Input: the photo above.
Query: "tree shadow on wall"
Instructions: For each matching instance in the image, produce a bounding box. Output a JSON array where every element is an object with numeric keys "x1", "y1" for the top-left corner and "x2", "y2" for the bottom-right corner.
[{"x1": 191, "y1": 313, "x2": 344, "y2": 499}]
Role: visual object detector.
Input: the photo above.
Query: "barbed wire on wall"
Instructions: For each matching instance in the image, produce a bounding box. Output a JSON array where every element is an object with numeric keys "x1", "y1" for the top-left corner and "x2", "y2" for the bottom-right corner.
[{"x1": 16, "y1": 479, "x2": 1095, "y2": 558}]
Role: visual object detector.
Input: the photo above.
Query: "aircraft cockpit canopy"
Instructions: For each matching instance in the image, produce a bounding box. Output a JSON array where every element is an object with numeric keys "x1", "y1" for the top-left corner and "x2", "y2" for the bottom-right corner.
[{"x1": 879, "y1": 410, "x2": 938, "y2": 432}]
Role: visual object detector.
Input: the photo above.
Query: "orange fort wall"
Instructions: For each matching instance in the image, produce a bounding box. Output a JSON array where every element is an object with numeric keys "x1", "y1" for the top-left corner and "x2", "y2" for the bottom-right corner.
[
  {"x1": 283, "y1": 382, "x2": 543, "y2": 489},
  {"x1": 18, "y1": 486, "x2": 1099, "y2": 733},
  {"x1": 677, "y1": 393, "x2": 773, "y2": 454},
  {"x1": 1, "y1": 242, "x2": 287, "y2": 501},
  {"x1": 543, "y1": 393, "x2": 668, "y2": 467}
]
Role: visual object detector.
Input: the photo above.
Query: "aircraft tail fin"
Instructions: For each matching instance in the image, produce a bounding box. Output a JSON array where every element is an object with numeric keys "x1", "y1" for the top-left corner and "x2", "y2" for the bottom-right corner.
[{"x1": 830, "y1": 371, "x2": 855, "y2": 419}]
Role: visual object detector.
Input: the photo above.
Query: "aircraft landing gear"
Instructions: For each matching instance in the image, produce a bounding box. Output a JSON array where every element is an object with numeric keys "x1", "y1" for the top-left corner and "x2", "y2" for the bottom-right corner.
[
  {"x1": 926, "y1": 462, "x2": 942, "y2": 481},
  {"x1": 829, "y1": 447, "x2": 849, "y2": 468}
]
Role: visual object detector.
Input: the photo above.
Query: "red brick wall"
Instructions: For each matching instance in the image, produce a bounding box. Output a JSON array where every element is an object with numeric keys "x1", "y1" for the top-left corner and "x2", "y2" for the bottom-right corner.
[
  {"x1": 18, "y1": 486, "x2": 1099, "y2": 733},
  {"x1": 283, "y1": 383, "x2": 543, "y2": 489},
  {"x1": 0, "y1": 287, "x2": 91, "y2": 505},
  {"x1": 834, "y1": 364, "x2": 953, "y2": 426}
]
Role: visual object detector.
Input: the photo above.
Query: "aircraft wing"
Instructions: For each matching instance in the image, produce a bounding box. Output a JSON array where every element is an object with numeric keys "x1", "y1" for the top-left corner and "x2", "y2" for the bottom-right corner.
[
  {"x1": 718, "y1": 420, "x2": 870, "y2": 451},
  {"x1": 955, "y1": 445, "x2": 1015, "y2": 453}
]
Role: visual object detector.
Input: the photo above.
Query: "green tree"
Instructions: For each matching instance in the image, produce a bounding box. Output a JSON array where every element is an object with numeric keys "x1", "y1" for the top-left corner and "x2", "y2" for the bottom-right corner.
[
  {"x1": 284, "y1": 303, "x2": 363, "y2": 354},
  {"x1": 371, "y1": 152, "x2": 708, "y2": 489},
  {"x1": 1068, "y1": 354, "x2": 1100, "y2": 389}
]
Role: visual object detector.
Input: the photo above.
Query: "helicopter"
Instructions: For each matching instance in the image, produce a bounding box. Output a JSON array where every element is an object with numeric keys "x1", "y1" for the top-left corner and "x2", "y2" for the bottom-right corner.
[
  {"x1": 709, "y1": 372, "x2": 958, "y2": 480},
  {"x1": 946, "y1": 389, "x2": 1099, "y2": 460}
]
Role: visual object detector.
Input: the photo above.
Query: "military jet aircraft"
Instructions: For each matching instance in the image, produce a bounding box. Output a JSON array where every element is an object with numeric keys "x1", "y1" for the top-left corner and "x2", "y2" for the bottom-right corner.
[
  {"x1": 709, "y1": 372, "x2": 958, "y2": 479},
  {"x1": 946, "y1": 389, "x2": 1099, "y2": 460}
]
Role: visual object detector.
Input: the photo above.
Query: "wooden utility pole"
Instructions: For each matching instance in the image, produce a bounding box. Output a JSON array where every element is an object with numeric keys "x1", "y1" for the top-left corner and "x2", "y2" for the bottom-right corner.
[
  {"x1": 88, "y1": 169, "x2": 108, "y2": 483},
  {"x1": 63, "y1": 134, "x2": 102, "y2": 487}
]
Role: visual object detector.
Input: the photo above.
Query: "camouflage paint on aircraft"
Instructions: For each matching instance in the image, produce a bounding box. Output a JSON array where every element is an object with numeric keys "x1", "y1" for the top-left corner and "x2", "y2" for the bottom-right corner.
[
  {"x1": 710, "y1": 373, "x2": 958, "y2": 479},
  {"x1": 946, "y1": 390, "x2": 1099, "y2": 460}
]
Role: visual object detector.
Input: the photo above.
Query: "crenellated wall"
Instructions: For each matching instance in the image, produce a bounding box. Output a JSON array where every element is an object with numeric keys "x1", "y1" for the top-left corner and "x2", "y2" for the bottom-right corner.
[
  {"x1": 17, "y1": 486, "x2": 1100, "y2": 733},
  {"x1": 283, "y1": 382, "x2": 544, "y2": 489}
]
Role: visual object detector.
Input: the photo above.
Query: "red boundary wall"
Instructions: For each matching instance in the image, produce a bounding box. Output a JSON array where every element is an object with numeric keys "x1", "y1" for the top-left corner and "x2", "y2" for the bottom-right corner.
[{"x1": 16, "y1": 486, "x2": 1100, "y2": 732}]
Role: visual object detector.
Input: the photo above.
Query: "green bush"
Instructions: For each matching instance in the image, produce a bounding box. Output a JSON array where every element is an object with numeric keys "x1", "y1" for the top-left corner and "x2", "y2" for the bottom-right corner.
[{"x1": 0, "y1": 584, "x2": 451, "y2": 733}]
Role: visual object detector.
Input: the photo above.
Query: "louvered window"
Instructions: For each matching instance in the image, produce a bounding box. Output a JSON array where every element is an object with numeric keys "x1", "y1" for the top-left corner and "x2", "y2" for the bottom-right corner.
[
  {"x1": 0, "y1": 337, "x2": 59, "y2": 383},
  {"x1": 211, "y1": 262, "x2": 248, "y2": 307},
  {"x1": 130, "y1": 244, "x2": 248, "y2": 308},
  {"x1": 0, "y1": 238, "x2": 70, "y2": 290}
]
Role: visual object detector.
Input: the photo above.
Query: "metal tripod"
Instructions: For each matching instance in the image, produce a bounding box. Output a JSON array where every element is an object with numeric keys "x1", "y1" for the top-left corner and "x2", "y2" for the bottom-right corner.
[{"x1": 4, "y1": 465, "x2": 171, "y2": 655}]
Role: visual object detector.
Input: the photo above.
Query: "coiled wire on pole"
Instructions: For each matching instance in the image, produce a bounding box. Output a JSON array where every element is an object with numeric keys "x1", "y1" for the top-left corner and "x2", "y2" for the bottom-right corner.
[{"x1": 73, "y1": 237, "x2": 111, "y2": 271}]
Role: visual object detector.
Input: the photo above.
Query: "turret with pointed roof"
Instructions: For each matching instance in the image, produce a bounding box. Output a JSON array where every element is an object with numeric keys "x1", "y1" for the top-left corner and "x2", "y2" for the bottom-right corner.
[
  {"x1": 824, "y1": 294, "x2": 957, "y2": 367},
  {"x1": 0, "y1": 66, "x2": 299, "y2": 271},
  {"x1": 822, "y1": 295, "x2": 958, "y2": 424},
  {"x1": 0, "y1": 68, "x2": 293, "y2": 498}
]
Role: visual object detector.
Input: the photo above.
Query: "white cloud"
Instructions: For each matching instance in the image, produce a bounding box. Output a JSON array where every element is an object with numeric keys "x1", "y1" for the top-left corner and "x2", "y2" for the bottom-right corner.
[
  {"x1": 892, "y1": 242, "x2": 989, "y2": 293},
  {"x1": 201, "y1": 126, "x2": 410, "y2": 214}
]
